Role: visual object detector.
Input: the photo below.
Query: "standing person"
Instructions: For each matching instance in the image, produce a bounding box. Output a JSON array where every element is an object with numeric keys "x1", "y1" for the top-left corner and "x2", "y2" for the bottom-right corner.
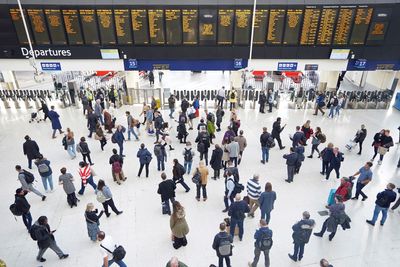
[
  {"x1": 104, "y1": 109, "x2": 114, "y2": 134},
  {"x1": 187, "y1": 105, "x2": 196, "y2": 130},
  {"x1": 23, "y1": 135, "x2": 40, "y2": 169},
  {"x1": 154, "y1": 142, "x2": 166, "y2": 171},
  {"x1": 109, "y1": 149, "x2": 126, "y2": 184},
  {"x1": 158, "y1": 70, "x2": 164, "y2": 82},
  {"x1": 325, "y1": 147, "x2": 344, "y2": 180},
  {"x1": 97, "y1": 231, "x2": 127, "y2": 267},
  {"x1": 97, "y1": 180, "x2": 123, "y2": 217},
  {"x1": 366, "y1": 183, "x2": 397, "y2": 226},
  {"x1": 168, "y1": 94, "x2": 176, "y2": 119},
  {"x1": 292, "y1": 126, "x2": 306, "y2": 148},
  {"x1": 308, "y1": 127, "x2": 324, "y2": 158},
  {"x1": 320, "y1": 143, "x2": 334, "y2": 175},
  {"x1": 212, "y1": 222, "x2": 233, "y2": 267},
  {"x1": 65, "y1": 128, "x2": 76, "y2": 159},
  {"x1": 258, "y1": 182, "x2": 277, "y2": 224},
  {"x1": 125, "y1": 111, "x2": 139, "y2": 141},
  {"x1": 193, "y1": 95, "x2": 200, "y2": 118},
  {"x1": 137, "y1": 143, "x2": 152, "y2": 178},
  {"x1": 354, "y1": 125, "x2": 367, "y2": 155},
  {"x1": 196, "y1": 129, "x2": 211, "y2": 166},
  {"x1": 217, "y1": 86, "x2": 226, "y2": 108},
  {"x1": 76, "y1": 137, "x2": 94, "y2": 165},
  {"x1": 32, "y1": 216, "x2": 69, "y2": 262},
  {"x1": 210, "y1": 144, "x2": 223, "y2": 180},
  {"x1": 235, "y1": 130, "x2": 247, "y2": 165},
  {"x1": 77, "y1": 161, "x2": 97, "y2": 195},
  {"x1": 313, "y1": 92, "x2": 325, "y2": 116},
  {"x1": 228, "y1": 194, "x2": 250, "y2": 241},
  {"x1": 194, "y1": 161, "x2": 209, "y2": 201},
  {"x1": 248, "y1": 219, "x2": 273, "y2": 267},
  {"x1": 139, "y1": 102, "x2": 150, "y2": 125},
  {"x1": 375, "y1": 129, "x2": 394, "y2": 165},
  {"x1": 108, "y1": 86, "x2": 116, "y2": 107},
  {"x1": 85, "y1": 203, "x2": 104, "y2": 242},
  {"x1": 145, "y1": 107, "x2": 154, "y2": 134},
  {"x1": 15, "y1": 165, "x2": 46, "y2": 201},
  {"x1": 157, "y1": 172, "x2": 176, "y2": 215},
  {"x1": 267, "y1": 89, "x2": 274, "y2": 113},
  {"x1": 351, "y1": 162, "x2": 373, "y2": 201},
  {"x1": 258, "y1": 91, "x2": 267, "y2": 113},
  {"x1": 260, "y1": 127, "x2": 273, "y2": 164},
  {"x1": 288, "y1": 211, "x2": 315, "y2": 262},
  {"x1": 154, "y1": 111, "x2": 164, "y2": 143},
  {"x1": 283, "y1": 147, "x2": 299, "y2": 183},
  {"x1": 371, "y1": 129, "x2": 384, "y2": 161},
  {"x1": 172, "y1": 159, "x2": 190, "y2": 192},
  {"x1": 327, "y1": 95, "x2": 338, "y2": 118},
  {"x1": 216, "y1": 106, "x2": 225, "y2": 132},
  {"x1": 182, "y1": 142, "x2": 195, "y2": 175},
  {"x1": 149, "y1": 71, "x2": 155, "y2": 86},
  {"x1": 301, "y1": 120, "x2": 313, "y2": 145},
  {"x1": 227, "y1": 137, "x2": 240, "y2": 167},
  {"x1": 87, "y1": 110, "x2": 98, "y2": 138},
  {"x1": 47, "y1": 106, "x2": 64, "y2": 138},
  {"x1": 38, "y1": 101, "x2": 50, "y2": 121},
  {"x1": 246, "y1": 174, "x2": 262, "y2": 218},
  {"x1": 181, "y1": 97, "x2": 190, "y2": 113},
  {"x1": 177, "y1": 114, "x2": 188, "y2": 143},
  {"x1": 271, "y1": 118, "x2": 286, "y2": 150},
  {"x1": 13, "y1": 188, "x2": 33, "y2": 230},
  {"x1": 94, "y1": 99, "x2": 104, "y2": 125},
  {"x1": 222, "y1": 171, "x2": 236, "y2": 212},
  {"x1": 113, "y1": 125, "x2": 126, "y2": 157},
  {"x1": 228, "y1": 88, "x2": 237, "y2": 111},
  {"x1": 207, "y1": 111, "x2": 216, "y2": 144},
  {"x1": 58, "y1": 167, "x2": 78, "y2": 208},
  {"x1": 95, "y1": 123, "x2": 107, "y2": 151},
  {"x1": 170, "y1": 201, "x2": 189, "y2": 249},
  {"x1": 34, "y1": 154, "x2": 53, "y2": 193}
]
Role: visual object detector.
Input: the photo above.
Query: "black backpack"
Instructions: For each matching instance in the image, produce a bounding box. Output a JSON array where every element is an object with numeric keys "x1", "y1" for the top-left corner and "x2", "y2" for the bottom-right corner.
[
  {"x1": 23, "y1": 170, "x2": 35, "y2": 184},
  {"x1": 257, "y1": 231, "x2": 273, "y2": 250},
  {"x1": 266, "y1": 136, "x2": 275, "y2": 148},
  {"x1": 376, "y1": 194, "x2": 390, "y2": 207},
  {"x1": 101, "y1": 244, "x2": 126, "y2": 261},
  {"x1": 333, "y1": 98, "x2": 339, "y2": 106},
  {"x1": 184, "y1": 148, "x2": 193, "y2": 162},
  {"x1": 9, "y1": 203, "x2": 23, "y2": 216},
  {"x1": 29, "y1": 224, "x2": 39, "y2": 241}
]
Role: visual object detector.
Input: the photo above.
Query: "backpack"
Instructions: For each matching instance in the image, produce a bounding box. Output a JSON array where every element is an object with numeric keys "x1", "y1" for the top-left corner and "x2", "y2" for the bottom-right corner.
[
  {"x1": 29, "y1": 224, "x2": 39, "y2": 241},
  {"x1": 96, "y1": 190, "x2": 107, "y2": 203},
  {"x1": 111, "y1": 133, "x2": 117, "y2": 144},
  {"x1": 333, "y1": 98, "x2": 339, "y2": 106},
  {"x1": 178, "y1": 164, "x2": 186, "y2": 176},
  {"x1": 62, "y1": 136, "x2": 67, "y2": 150},
  {"x1": 230, "y1": 92, "x2": 235, "y2": 99},
  {"x1": 376, "y1": 194, "x2": 390, "y2": 207},
  {"x1": 266, "y1": 136, "x2": 275, "y2": 148},
  {"x1": 257, "y1": 231, "x2": 273, "y2": 250},
  {"x1": 218, "y1": 236, "x2": 232, "y2": 256},
  {"x1": 192, "y1": 169, "x2": 201, "y2": 185},
  {"x1": 319, "y1": 134, "x2": 326, "y2": 143},
  {"x1": 184, "y1": 148, "x2": 193, "y2": 162},
  {"x1": 197, "y1": 142, "x2": 205, "y2": 153},
  {"x1": 154, "y1": 145, "x2": 162, "y2": 157},
  {"x1": 112, "y1": 161, "x2": 122, "y2": 174},
  {"x1": 229, "y1": 178, "x2": 244, "y2": 195},
  {"x1": 207, "y1": 113, "x2": 215, "y2": 123},
  {"x1": 9, "y1": 203, "x2": 23, "y2": 216},
  {"x1": 38, "y1": 162, "x2": 50, "y2": 174},
  {"x1": 296, "y1": 229, "x2": 311, "y2": 243},
  {"x1": 23, "y1": 170, "x2": 35, "y2": 184},
  {"x1": 101, "y1": 244, "x2": 126, "y2": 262}
]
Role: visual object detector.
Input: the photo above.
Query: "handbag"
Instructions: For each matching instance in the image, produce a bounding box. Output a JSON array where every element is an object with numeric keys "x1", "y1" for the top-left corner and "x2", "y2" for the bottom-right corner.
[
  {"x1": 100, "y1": 244, "x2": 126, "y2": 262},
  {"x1": 378, "y1": 146, "x2": 388, "y2": 155}
]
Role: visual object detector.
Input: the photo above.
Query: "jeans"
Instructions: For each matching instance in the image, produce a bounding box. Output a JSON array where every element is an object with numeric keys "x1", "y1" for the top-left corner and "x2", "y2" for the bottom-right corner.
[
  {"x1": 261, "y1": 147, "x2": 269, "y2": 162},
  {"x1": 163, "y1": 197, "x2": 175, "y2": 215},
  {"x1": 138, "y1": 163, "x2": 149, "y2": 177},
  {"x1": 355, "y1": 182, "x2": 367, "y2": 199},
  {"x1": 78, "y1": 176, "x2": 97, "y2": 195},
  {"x1": 230, "y1": 157, "x2": 238, "y2": 167},
  {"x1": 224, "y1": 193, "x2": 235, "y2": 209},
  {"x1": 326, "y1": 166, "x2": 340, "y2": 180},
  {"x1": 200, "y1": 151, "x2": 209, "y2": 165},
  {"x1": 335, "y1": 105, "x2": 341, "y2": 115},
  {"x1": 218, "y1": 256, "x2": 231, "y2": 267},
  {"x1": 184, "y1": 161, "x2": 192, "y2": 174},
  {"x1": 104, "y1": 259, "x2": 127, "y2": 267},
  {"x1": 118, "y1": 143, "x2": 124, "y2": 156},
  {"x1": 293, "y1": 243, "x2": 305, "y2": 261},
  {"x1": 37, "y1": 239, "x2": 64, "y2": 260},
  {"x1": 371, "y1": 205, "x2": 388, "y2": 224},
  {"x1": 196, "y1": 184, "x2": 207, "y2": 199},
  {"x1": 229, "y1": 218, "x2": 244, "y2": 239},
  {"x1": 102, "y1": 198, "x2": 120, "y2": 216},
  {"x1": 169, "y1": 108, "x2": 175, "y2": 118},
  {"x1": 67, "y1": 145, "x2": 76, "y2": 158},
  {"x1": 157, "y1": 156, "x2": 165, "y2": 171},
  {"x1": 217, "y1": 97, "x2": 224, "y2": 108},
  {"x1": 127, "y1": 127, "x2": 138, "y2": 140},
  {"x1": 41, "y1": 175, "x2": 54, "y2": 191},
  {"x1": 321, "y1": 161, "x2": 329, "y2": 174},
  {"x1": 287, "y1": 165, "x2": 295, "y2": 182},
  {"x1": 328, "y1": 107, "x2": 335, "y2": 118},
  {"x1": 175, "y1": 177, "x2": 190, "y2": 191},
  {"x1": 261, "y1": 210, "x2": 271, "y2": 224},
  {"x1": 251, "y1": 247, "x2": 270, "y2": 267},
  {"x1": 82, "y1": 153, "x2": 93, "y2": 165},
  {"x1": 22, "y1": 212, "x2": 32, "y2": 230},
  {"x1": 28, "y1": 157, "x2": 33, "y2": 169}
]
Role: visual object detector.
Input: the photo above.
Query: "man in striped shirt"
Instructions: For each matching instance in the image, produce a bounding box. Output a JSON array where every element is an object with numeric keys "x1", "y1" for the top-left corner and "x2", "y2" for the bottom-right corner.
[{"x1": 247, "y1": 174, "x2": 262, "y2": 218}]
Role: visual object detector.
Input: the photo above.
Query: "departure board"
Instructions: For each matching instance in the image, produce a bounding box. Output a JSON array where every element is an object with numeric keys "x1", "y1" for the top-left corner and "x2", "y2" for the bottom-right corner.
[
  {"x1": 114, "y1": 9, "x2": 132, "y2": 45},
  {"x1": 333, "y1": 7, "x2": 356, "y2": 45},
  {"x1": 97, "y1": 9, "x2": 116, "y2": 45},
  {"x1": 27, "y1": 9, "x2": 50, "y2": 45},
  {"x1": 367, "y1": 8, "x2": 391, "y2": 44},
  {"x1": 131, "y1": 9, "x2": 149, "y2": 45},
  {"x1": 283, "y1": 8, "x2": 303, "y2": 45},
  {"x1": 79, "y1": 9, "x2": 99, "y2": 45},
  {"x1": 62, "y1": 9, "x2": 84, "y2": 45},
  {"x1": 148, "y1": 9, "x2": 165, "y2": 45},
  {"x1": 349, "y1": 7, "x2": 373, "y2": 45},
  {"x1": 165, "y1": 9, "x2": 182, "y2": 45},
  {"x1": 253, "y1": 9, "x2": 268, "y2": 45},
  {"x1": 234, "y1": 9, "x2": 252, "y2": 45},
  {"x1": 267, "y1": 9, "x2": 285, "y2": 45},
  {"x1": 182, "y1": 9, "x2": 198, "y2": 45},
  {"x1": 300, "y1": 7, "x2": 320, "y2": 45},
  {"x1": 10, "y1": 8, "x2": 31, "y2": 44},
  {"x1": 199, "y1": 9, "x2": 217, "y2": 45},
  {"x1": 218, "y1": 9, "x2": 234, "y2": 45},
  {"x1": 317, "y1": 7, "x2": 338, "y2": 45},
  {"x1": 44, "y1": 9, "x2": 67, "y2": 45}
]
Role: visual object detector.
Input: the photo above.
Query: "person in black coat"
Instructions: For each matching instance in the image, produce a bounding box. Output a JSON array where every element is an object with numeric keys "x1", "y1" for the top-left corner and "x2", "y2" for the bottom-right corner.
[
  {"x1": 371, "y1": 129, "x2": 384, "y2": 161},
  {"x1": 354, "y1": 124, "x2": 367, "y2": 155},
  {"x1": 157, "y1": 172, "x2": 176, "y2": 215},
  {"x1": 38, "y1": 101, "x2": 49, "y2": 121},
  {"x1": 283, "y1": 147, "x2": 299, "y2": 183},
  {"x1": 320, "y1": 143, "x2": 334, "y2": 175},
  {"x1": 212, "y1": 222, "x2": 233, "y2": 267},
  {"x1": 258, "y1": 91, "x2": 267, "y2": 113},
  {"x1": 195, "y1": 130, "x2": 211, "y2": 166},
  {"x1": 172, "y1": 159, "x2": 190, "y2": 192},
  {"x1": 271, "y1": 118, "x2": 286, "y2": 150},
  {"x1": 87, "y1": 110, "x2": 98, "y2": 138},
  {"x1": 210, "y1": 144, "x2": 223, "y2": 180},
  {"x1": 326, "y1": 147, "x2": 344, "y2": 180},
  {"x1": 23, "y1": 135, "x2": 40, "y2": 169},
  {"x1": 15, "y1": 188, "x2": 32, "y2": 230},
  {"x1": 292, "y1": 126, "x2": 306, "y2": 148},
  {"x1": 288, "y1": 211, "x2": 315, "y2": 262}
]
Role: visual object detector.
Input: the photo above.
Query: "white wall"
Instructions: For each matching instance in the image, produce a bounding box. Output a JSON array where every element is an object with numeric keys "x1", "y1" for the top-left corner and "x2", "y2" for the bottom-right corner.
[
  {"x1": 248, "y1": 59, "x2": 348, "y2": 71},
  {"x1": 365, "y1": 71, "x2": 395, "y2": 90}
]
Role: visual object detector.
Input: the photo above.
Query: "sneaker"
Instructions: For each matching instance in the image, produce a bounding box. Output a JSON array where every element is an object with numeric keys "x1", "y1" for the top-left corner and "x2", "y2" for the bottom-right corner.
[
  {"x1": 362, "y1": 196, "x2": 368, "y2": 201},
  {"x1": 38, "y1": 258, "x2": 46, "y2": 262},
  {"x1": 285, "y1": 179, "x2": 291, "y2": 183},
  {"x1": 366, "y1": 220, "x2": 375, "y2": 226},
  {"x1": 351, "y1": 197, "x2": 358, "y2": 200},
  {"x1": 222, "y1": 209, "x2": 228, "y2": 213},
  {"x1": 380, "y1": 221, "x2": 384, "y2": 226},
  {"x1": 60, "y1": 254, "x2": 69, "y2": 259},
  {"x1": 313, "y1": 232, "x2": 323, "y2": 237},
  {"x1": 196, "y1": 197, "x2": 200, "y2": 201},
  {"x1": 307, "y1": 155, "x2": 313, "y2": 158},
  {"x1": 42, "y1": 196, "x2": 47, "y2": 201},
  {"x1": 117, "y1": 211, "x2": 123, "y2": 215}
]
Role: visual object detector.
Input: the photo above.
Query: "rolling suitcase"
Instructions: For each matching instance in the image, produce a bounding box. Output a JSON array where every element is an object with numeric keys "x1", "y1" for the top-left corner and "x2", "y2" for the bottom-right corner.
[{"x1": 327, "y1": 189, "x2": 336, "y2": 206}]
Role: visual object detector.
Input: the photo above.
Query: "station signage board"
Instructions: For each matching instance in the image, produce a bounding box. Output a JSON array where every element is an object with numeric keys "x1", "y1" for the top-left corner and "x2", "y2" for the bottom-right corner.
[
  {"x1": 277, "y1": 62, "x2": 298, "y2": 71},
  {"x1": 41, "y1": 62, "x2": 61, "y2": 71}
]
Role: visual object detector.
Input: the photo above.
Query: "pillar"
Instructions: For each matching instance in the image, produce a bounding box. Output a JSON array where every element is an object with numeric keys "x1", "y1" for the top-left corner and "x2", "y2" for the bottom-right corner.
[
  {"x1": 124, "y1": 71, "x2": 140, "y2": 105},
  {"x1": 319, "y1": 71, "x2": 339, "y2": 91},
  {"x1": 1, "y1": 71, "x2": 18, "y2": 90},
  {"x1": 229, "y1": 71, "x2": 242, "y2": 89}
]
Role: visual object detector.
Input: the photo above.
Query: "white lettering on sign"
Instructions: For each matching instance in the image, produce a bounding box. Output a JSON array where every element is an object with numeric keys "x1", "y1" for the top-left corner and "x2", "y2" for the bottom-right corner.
[{"x1": 21, "y1": 47, "x2": 72, "y2": 58}]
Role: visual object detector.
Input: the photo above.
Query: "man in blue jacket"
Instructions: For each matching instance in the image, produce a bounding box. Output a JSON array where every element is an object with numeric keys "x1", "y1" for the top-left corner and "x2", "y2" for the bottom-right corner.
[
  {"x1": 283, "y1": 147, "x2": 299, "y2": 183},
  {"x1": 212, "y1": 222, "x2": 233, "y2": 267},
  {"x1": 292, "y1": 126, "x2": 305, "y2": 148},
  {"x1": 366, "y1": 183, "x2": 397, "y2": 226},
  {"x1": 228, "y1": 194, "x2": 250, "y2": 241},
  {"x1": 288, "y1": 211, "x2": 315, "y2": 262},
  {"x1": 114, "y1": 125, "x2": 126, "y2": 157},
  {"x1": 320, "y1": 143, "x2": 334, "y2": 175},
  {"x1": 313, "y1": 92, "x2": 325, "y2": 116},
  {"x1": 248, "y1": 219, "x2": 273, "y2": 267},
  {"x1": 137, "y1": 143, "x2": 152, "y2": 178},
  {"x1": 325, "y1": 147, "x2": 344, "y2": 180}
]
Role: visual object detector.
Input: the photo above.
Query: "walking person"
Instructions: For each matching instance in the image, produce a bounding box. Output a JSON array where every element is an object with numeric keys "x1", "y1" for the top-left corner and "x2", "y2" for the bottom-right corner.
[
  {"x1": 375, "y1": 129, "x2": 394, "y2": 165},
  {"x1": 149, "y1": 71, "x2": 155, "y2": 86},
  {"x1": 327, "y1": 95, "x2": 339, "y2": 118},
  {"x1": 48, "y1": 106, "x2": 64, "y2": 138},
  {"x1": 172, "y1": 159, "x2": 190, "y2": 192},
  {"x1": 97, "y1": 231, "x2": 127, "y2": 267},
  {"x1": 308, "y1": 127, "x2": 324, "y2": 158},
  {"x1": 85, "y1": 203, "x2": 103, "y2": 242},
  {"x1": 23, "y1": 135, "x2": 40, "y2": 169},
  {"x1": 313, "y1": 92, "x2": 326, "y2": 116},
  {"x1": 235, "y1": 130, "x2": 247, "y2": 165},
  {"x1": 259, "y1": 182, "x2": 277, "y2": 224},
  {"x1": 34, "y1": 154, "x2": 54, "y2": 193},
  {"x1": 104, "y1": 109, "x2": 114, "y2": 133},
  {"x1": 366, "y1": 183, "x2": 397, "y2": 226},
  {"x1": 271, "y1": 118, "x2": 286, "y2": 150},
  {"x1": 87, "y1": 110, "x2": 98, "y2": 138},
  {"x1": 210, "y1": 144, "x2": 223, "y2": 180},
  {"x1": 95, "y1": 122, "x2": 107, "y2": 151},
  {"x1": 183, "y1": 142, "x2": 195, "y2": 174},
  {"x1": 371, "y1": 129, "x2": 384, "y2": 162},
  {"x1": 325, "y1": 147, "x2": 344, "y2": 180},
  {"x1": 228, "y1": 88, "x2": 237, "y2": 111},
  {"x1": 77, "y1": 161, "x2": 97, "y2": 195},
  {"x1": 196, "y1": 129, "x2": 211, "y2": 166},
  {"x1": 207, "y1": 111, "x2": 216, "y2": 144},
  {"x1": 77, "y1": 137, "x2": 94, "y2": 165},
  {"x1": 168, "y1": 94, "x2": 176, "y2": 119},
  {"x1": 38, "y1": 101, "x2": 50, "y2": 121},
  {"x1": 65, "y1": 128, "x2": 76, "y2": 159},
  {"x1": 212, "y1": 222, "x2": 233, "y2": 267},
  {"x1": 222, "y1": 171, "x2": 236, "y2": 212},
  {"x1": 301, "y1": 120, "x2": 313, "y2": 145},
  {"x1": 267, "y1": 90, "x2": 274, "y2": 113},
  {"x1": 227, "y1": 137, "x2": 240, "y2": 167},
  {"x1": 154, "y1": 111, "x2": 164, "y2": 143},
  {"x1": 170, "y1": 201, "x2": 189, "y2": 249},
  {"x1": 194, "y1": 161, "x2": 209, "y2": 201},
  {"x1": 354, "y1": 125, "x2": 367, "y2": 155},
  {"x1": 248, "y1": 219, "x2": 273, "y2": 267},
  {"x1": 259, "y1": 91, "x2": 267, "y2": 113},
  {"x1": 351, "y1": 162, "x2": 373, "y2": 201},
  {"x1": 246, "y1": 174, "x2": 262, "y2": 218},
  {"x1": 125, "y1": 111, "x2": 139, "y2": 141},
  {"x1": 58, "y1": 167, "x2": 78, "y2": 208},
  {"x1": 113, "y1": 125, "x2": 126, "y2": 157},
  {"x1": 216, "y1": 106, "x2": 225, "y2": 132},
  {"x1": 96, "y1": 180, "x2": 123, "y2": 217},
  {"x1": 157, "y1": 172, "x2": 176, "y2": 215},
  {"x1": 177, "y1": 115, "x2": 188, "y2": 143},
  {"x1": 109, "y1": 149, "x2": 126, "y2": 184},
  {"x1": 320, "y1": 143, "x2": 334, "y2": 175},
  {"x1": 291, "y1": 126, "x2": 306, "y2": 148},
  {"x1": 288, "y1": 211, "x2": 315, "y2": 262},
  {"x1": 13, "y1": 188, "x2": 33, "y2": 230},
  {"x1": 260, "y1": 127, "x2": 273, "y2": 164},
  {"x1": 228, "y1": 194, "x2": 250, "y2": 241},
  {"x1": 283, "y1": 147, "x2": 299, "y2": 183},
  {"x1": 94, "y1": 99, "x2": 104, "y2": 125},
  {"x1": 154, "y1": 141, "x2": 166, "y2": 171},
  {"x1": 15, "y1": 165, "x2": 46, "y2": 201},
  {"x1": 217, "y1": 86, "x2": 226, "y2": 108},
  {"x1": 137, "y1": 143, "x2": 152, "y2": 178}
]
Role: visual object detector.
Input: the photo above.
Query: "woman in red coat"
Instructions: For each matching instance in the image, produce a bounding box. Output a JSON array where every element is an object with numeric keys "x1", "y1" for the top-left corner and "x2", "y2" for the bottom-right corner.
[
  {"x1": 301, "y1": 120, "x2": 313, "y2": 145},
  {"x1": 335, "y1": 178, "x2": 352, "y2": 202}
]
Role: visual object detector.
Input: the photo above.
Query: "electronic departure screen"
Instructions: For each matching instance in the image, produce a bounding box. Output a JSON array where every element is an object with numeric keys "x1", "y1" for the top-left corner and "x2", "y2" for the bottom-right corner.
[
  {"x1": 300, "y1": 7, "x2": 320, "y2": 45},
  {"x1": 350, "y1": 7, "x2": 373, "y2": 45},
  {"x1": 27, "y1": 9, "x2": 50, "y2": 45},
  {"x1": 62, "y1": 9, "x2": 84, "y2": 45},
  {"x1": 199, "y1": 9, "x2": 217, "y2": 45},
  {"x1": 367, "y1": 8, "x2": 392, "y2": 45},
  {"x1": 44, "y1": 9, "x2": 67, "y2": 45},
  {"x1": 97, "y1": 9, "x2": 116, "y2": 45},
  {"x1": 131, "y1": 9, "x2": 149, "y2": 45},
  {"x1": 253, "y1": 9, "x2": 268, "y2": 45},
  {"x1": 148, "y1": 9, "x2": 165, "y2": 45},
  {"x1": 218, "y1": 9, "x2": 234, "y2": 45},
  {"x1": 165, "y1": 9, "x2": 182, "y2": 45},
  {"x1": 79, "y1": 9, "x2": 99, "y2": 45},
  {"x1": 333, "y1": 7, "x2": 355, "y2": 45},
  {"x1": 182, "y1": 9, "x2": 198, "y2": 45},
  {"x1": 234, "y1": 9, "x2": 252, "y2": 45},
  {"x1": 283, "y1": 8, "x2": 303, "y2": 45},
  {"x1": 267, "y1": 9, "x2": 285, "y2": 45},
  {"x1": 114, "y1": 9, "x2": 132, "y2": 45},
  {"x1": 317, "y1": 7, "x2": 338, "y2": 45},
  {"x1": 10, "y1": 8, "x2": 31, "y2": 44}
]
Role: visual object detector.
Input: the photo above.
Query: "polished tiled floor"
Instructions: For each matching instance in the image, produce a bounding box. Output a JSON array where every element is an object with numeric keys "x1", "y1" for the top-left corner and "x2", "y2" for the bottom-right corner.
[{"x1": 0, "y1": 82, "x2": 399, "y2": 267}]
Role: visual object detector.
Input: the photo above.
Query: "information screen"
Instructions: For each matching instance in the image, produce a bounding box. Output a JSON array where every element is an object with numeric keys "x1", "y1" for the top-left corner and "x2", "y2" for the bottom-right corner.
[
  {"x1": 333, "y1": 7, "x2": 355, "y2": 45},
  {"x1": 199, "y1": 9, "x2": 217, "y2": 45},
  {"x1": 165, "y1": 9, "x2": 182, "y2": 45},
  {"x1": 114, "y1": 9, "x2": 132, "y2": 45},
  {"x1": 350, "y1": 7, "x2": 373, "y2": 45},
  {"x1": 283, "y1": 8, "x2": 303, "y2": 45},
  {"x1": 267, "y1": 9, "x2": 285, "y2": 45},
  {"x1": 317, "y1": 7, "x2": 338, "y2": 45},
  {"x1": 44, "y1": 9, "x2": 67, "y2": 45},
  {"x1": 367, "y1": 8, "x2": 391, "y2": 44},
  {"x1": 300, "y1": 7, "x2": 320, "y2": 45},
  {"x1": 10, "y1": 8, "x2": 32, "y2": 44},
  {"x1": 182, "y1": 9, "x2": 198, "y2": 45},
  {"x1": 253, "y1": 9, "x2": 268, "y2": 45},
  {"x1": 131, "y1": 9, "x2": 149, "y2": 45},
  {"x1": 97, "y1": 9, "x2": 116, "y2": 45},
  {"x1": 62, "y1": 9, "x2": 84, "y2": 45},
  {"x1": 218, "y1": 9, "x2": 234, "y2": 45},
  {"x1": 148, "y1": 9, "x2": 165, "y2": 45},
  {"x1": 27, "y1": 9, "x2": 50, "y2": 45},
  {"x1": 79, "y1": 9, "x2": 99, "y2": 45},
  {"x1": 234, "y1": 9, "x2": 252, "y2": 45}
]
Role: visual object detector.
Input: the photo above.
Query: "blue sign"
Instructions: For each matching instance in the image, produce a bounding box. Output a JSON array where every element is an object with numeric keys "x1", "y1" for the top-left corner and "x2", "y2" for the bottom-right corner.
[
  {"x1": 277, "y1": 62, "x2": 298, "y2": 71},
  {"x1": 233, "y1": 59, "x2": 244, "y2": 69},
  {"x1": 41, "y1": 62, "x2": 61, "y2": 71},
  {"x1": 125, "y1": 59, "x2": 138, "y2": 70},
  {"x1": 304, "y1": 64, "x2": 318, "y2": 71},
  {"x1": 347, "y1": 59, "x2": 400, "y2": 71}
]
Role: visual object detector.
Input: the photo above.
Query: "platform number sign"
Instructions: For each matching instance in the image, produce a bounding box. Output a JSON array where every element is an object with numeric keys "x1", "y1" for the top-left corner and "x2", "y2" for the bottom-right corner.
[
  {"x1": 234, "y1": 58, "x2": 244, "y2": 69},
  {"x1": 354, "y1": 59, "x2": 367, "y2": 69}
]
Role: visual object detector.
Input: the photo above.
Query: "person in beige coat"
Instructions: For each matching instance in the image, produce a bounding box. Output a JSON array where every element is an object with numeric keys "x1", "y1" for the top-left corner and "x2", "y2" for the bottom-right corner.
[
  {"x1": 234, "y1": 130, "x2": 247, "y2": 165},
  {"x1": 222, "y1": 142, "x2": 230, "y2": 169},
  {"x1": 194, "y1": 161, "x2": 209, "y2": 201},
  {"x1": 170, "y1": 201, "x2": 189, "y2": 249}
]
